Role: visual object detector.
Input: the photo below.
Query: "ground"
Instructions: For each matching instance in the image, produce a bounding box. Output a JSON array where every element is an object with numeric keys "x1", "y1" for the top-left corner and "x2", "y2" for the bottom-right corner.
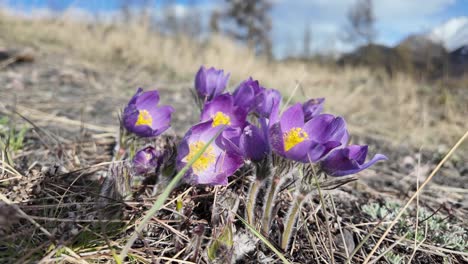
[{"x1": 0, "y1": 21, "x2": 467, "y2": 264}]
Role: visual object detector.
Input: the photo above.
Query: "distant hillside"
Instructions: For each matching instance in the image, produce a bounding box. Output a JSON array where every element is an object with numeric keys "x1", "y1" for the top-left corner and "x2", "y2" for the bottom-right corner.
[
  {"x1": 449, "y1": 45, "x2": 468, "y2": 76},
  {"x1": 338, "y1": 39, "x2": 468, "y2": 79},
  {"x1": 337, "y1": 44, "x2": 412, "y2": 77},
  {"x1": 338, "y1": 17, "x2": 468, "y2": 79}
]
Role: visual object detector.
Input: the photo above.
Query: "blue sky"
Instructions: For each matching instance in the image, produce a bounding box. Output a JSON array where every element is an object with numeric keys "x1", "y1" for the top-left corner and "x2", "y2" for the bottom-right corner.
[{"x1": 3, "y1": 0, "x2": 468, "y2": 57}]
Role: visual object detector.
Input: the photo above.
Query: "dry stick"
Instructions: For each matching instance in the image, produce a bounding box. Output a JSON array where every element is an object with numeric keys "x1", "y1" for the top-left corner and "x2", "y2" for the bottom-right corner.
[
  {"x1": 362, "y1": 130, "x2": 468, "y2": 263},
  {"x1": 330, "y1": 195, "x2": 350, "y2": 259},
  {"x1": 280, "y1": 79, "x2": 302, "y2": 114},
  {"x1": 13, "y1": 105, "x2": 115, "y2": 133},
  {"x1": 313, "y1": 179, "x2": 336, "y2": 264},
  {"x1": 408, "y1": 150, "x2": 423, "y2": 263},
  {"x1": 367, "y1": 231, "x2": 410, "y2": 264},
  {"x1": 345, "y1": 209, "x2": 393, "y2": 262},
  {"x1": 0, "y1": 192, "x2": 53, "y2": 239},
  {"x1": 408, "y1": 222, "x2": 429, "y2": 263}
]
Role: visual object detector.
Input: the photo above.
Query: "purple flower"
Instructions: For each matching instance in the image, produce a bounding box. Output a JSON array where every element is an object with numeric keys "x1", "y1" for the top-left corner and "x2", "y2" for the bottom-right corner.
[
  {"x1": 270, "y1": 103, "x2": 348, "y2": 163},
  {"x1": 232, "y1": 77, "x2": 265, "y2": 112},
  {"x1": 195, "y1": 66, "x2": 230, "y2": 100},
  {"x1": 200, "y1": 94, "x2": 247, "y2": 128},
  {"x1": 132, "y1": 146, "x2": 161, "y2": 175},
  {"x1": 303, "y1": 98, "x2": 325, "y2": 122},
  {"x1": 176, "y1": 121, "x2": 244, "y2": 185},
  {"x1": 320, "y1": 145, "x2": 387, "y2": 176},
  {"x1": 123, "y1": 88, "x2": 174, "y2": 137},
  {"x1": 239, "y1": 120, "x2": 270, "y2": 161},
  {"x1": 254, "y1": 89, "x2": 282, "y2": 122}
]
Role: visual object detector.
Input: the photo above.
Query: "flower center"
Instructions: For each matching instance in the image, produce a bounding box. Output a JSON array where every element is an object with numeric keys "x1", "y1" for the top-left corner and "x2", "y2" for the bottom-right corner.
[
  {"x1": 135, "y1": 109, "x2": 153, "y2": 127},
  {"x1": 283, "y1": 127, "x2": 309, "y2": 151},
  {"x1": 212, "y1": 111, "x2": 231, "y2": 127},
  {"x1": 186, "y1": 141, "x2": 216, "y2": 174}
]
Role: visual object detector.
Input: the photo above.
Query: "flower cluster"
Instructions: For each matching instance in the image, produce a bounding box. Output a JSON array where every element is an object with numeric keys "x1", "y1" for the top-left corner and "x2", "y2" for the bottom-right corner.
[{"x1": 121, "y1": 66, "x2": 387, "y2": 186}]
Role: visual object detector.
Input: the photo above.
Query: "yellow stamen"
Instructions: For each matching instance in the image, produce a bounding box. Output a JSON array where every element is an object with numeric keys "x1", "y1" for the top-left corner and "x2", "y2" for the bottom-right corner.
[
  {"x1": 135, "y1": 109, "x2": 152, "y2": 127},
  {"x1": 212, "y1": 111, "x2": 231, "y2": 127},
  {"x1": 283, "y1": 127, "x2": 309, "y2": 151},
  {"x1": 185, "y1": 141, "x2": 216, "y2": 174}
]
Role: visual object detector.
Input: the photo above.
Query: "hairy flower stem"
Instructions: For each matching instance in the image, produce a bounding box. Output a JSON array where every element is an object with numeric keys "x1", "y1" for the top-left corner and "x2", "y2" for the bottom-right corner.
[
  {"x1": 281, "y1": 192, "x2": 306, "y2": 251},
  {"x1": 261, "y1": 175, "x2": 280, "y2": 235},
  {"x1": 246, "y1": 179, "x2": 262, "y2": 225}
]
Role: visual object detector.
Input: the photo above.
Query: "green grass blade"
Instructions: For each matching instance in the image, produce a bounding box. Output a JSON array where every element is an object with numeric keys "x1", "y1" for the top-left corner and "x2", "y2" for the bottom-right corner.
[{"x1": 236, "y1": 213, "x2": 291, "y2": 264}]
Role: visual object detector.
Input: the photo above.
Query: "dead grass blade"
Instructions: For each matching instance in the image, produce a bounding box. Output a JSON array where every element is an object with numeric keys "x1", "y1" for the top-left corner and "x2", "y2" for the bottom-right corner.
[{"x1": 363, "y1": 130, "x2": 468, "y2": 263}]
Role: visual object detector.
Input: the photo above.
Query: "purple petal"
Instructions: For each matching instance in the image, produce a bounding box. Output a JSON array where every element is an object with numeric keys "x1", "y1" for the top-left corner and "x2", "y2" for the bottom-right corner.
[
  {"x1": 220, "y1": 127, "x2": 242, "y2": 155},
  {"x1": 147, "y1": 105, "x2": 174, "y2": 135},
  {"x1": 195, "y1": 66, "x2": 229, "y2": 100},
  {"x1": 303, "y1": 98, "x2": 325, "y2": 122},
  {"x1": 128, "y1": 88, "x2": 144, "y2": 105},
  {"x1": 304, "y1": 114, "x2": 348, "y2": 144},
  {"x1": 200, "y1": 94, "x2": 247, "y2": 128},
  {"x1": 216, "y1": 151, "x2": 244, "y2": 180},
  {"x1": 321, "y1": 145, "x2": 388, "y2": 176},
  {"x1": 195, "y1": 66, "x2": 208, "y2": 97},
  {"x1": 135, "y1": 90, "x2": 160, "y2": 111},
  {"x1": 269, "y1": 122, "x2": 285, "y2": 155},
  {"x1": 240, "y1": 124, "x2": 269, "y2": 161},
  {"x1": 215, "y1": 72, "x2": 230, "y2": 96},
  {"x1": 347, "y1": 145, "x2": 368, "y2": 165},
  {"x1": 307, "y1": 141, "x2": 341, "y2": 162},
  {"x1": 284, "y1": 140, "x2": 313, "y2": 162},
  {"x1": 132, "y1": 146, "x2": 160, "y2": 175},
  {"x1": 233, "y1": 83, "x2": 256, "y2": 110},
  {"x1": 255, "y1": 88, "x2": 282, "y2": 118},
  {"x1": 280, "y1": 103, "x2": 305, "y2": 133},
  {"x1": 201, "y1": 94, "x2": 233, "y2": 120}
]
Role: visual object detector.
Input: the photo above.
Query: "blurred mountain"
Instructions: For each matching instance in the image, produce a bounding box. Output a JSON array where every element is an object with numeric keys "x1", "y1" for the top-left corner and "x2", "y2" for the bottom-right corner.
[
  {"x1": 428, "y1": 17, "x2": 468, "y2": 52},
  {"x1": 449, "y1": 45, "x2": 468, "y2": 76},
  {"x1": 338, "y1": 18, "x2": 468, "y2": 79},
  {"x1": 337, "y1": 44, "x2": 412, "y2": 77},
  {"x1": 397, "y1": 34, "x2": 446, "y2": 59}
]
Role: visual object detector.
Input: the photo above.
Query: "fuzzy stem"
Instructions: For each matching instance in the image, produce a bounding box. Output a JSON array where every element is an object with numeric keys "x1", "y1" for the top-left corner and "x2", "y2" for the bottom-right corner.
[
  {"x1": 246, "y1": 179, "x2": 262, "y2": 225},
  {"x1": 261, "y1": 175, "x2": 280, "y2": 234},
  {"x1": 281, "y1": 193, "x2": 306, "y2": 251}
]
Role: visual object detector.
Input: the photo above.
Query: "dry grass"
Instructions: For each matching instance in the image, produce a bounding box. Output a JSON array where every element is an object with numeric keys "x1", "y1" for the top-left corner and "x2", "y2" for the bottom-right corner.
[{"x1": 0, "y1": 10, "x2": 466, "y2": 149}]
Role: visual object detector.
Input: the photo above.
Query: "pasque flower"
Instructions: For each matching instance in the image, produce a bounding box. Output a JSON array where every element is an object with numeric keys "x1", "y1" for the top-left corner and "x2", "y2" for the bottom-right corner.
[
  {"x1": 177, "y1": 121, "x2": 243, "y2": 185},
  {"x1": 132, "y1": 146, "x2": 161, "y2": 175},
  {"x1": 232, "y1": 77, "x2": 265, "y2": 112},
  {"x1": 200, "y1": 94, "x2": 247, "y2": 128},
  {"x1": 239, "y1": 119, "x2": 270, "y2": 161},
  {"x1": 302, "y1": 98, "x2": 325, "y2": 122},
  {"x1": 195, "y1": 66, "x2": 230, "y2": 101},
  {"x1": 254, "y1": 88, "x2": 282, "y2": 122},
  {"x1": 123, "y1": 88, "x2": 174, "y2": 137},
  {"x1": 270, "y1": 103, "x2": 348, "y2": 163},
  {"x1": 320, "y1": 145, "x2": 387, "y2": 176}
]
